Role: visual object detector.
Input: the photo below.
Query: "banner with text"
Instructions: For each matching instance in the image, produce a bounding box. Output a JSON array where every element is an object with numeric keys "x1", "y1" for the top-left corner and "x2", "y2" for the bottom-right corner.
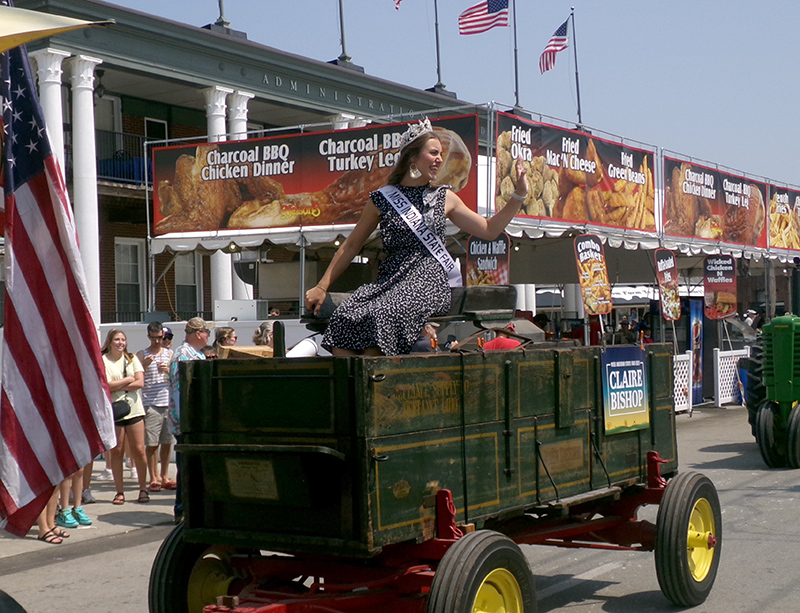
[
  {"x1": 703, "y1": 254, "x2": 737, "y2": 319},
  {"x1": 466, "y1": 233, "x2": 510, "y2": 286},
  {"x1": 573, "y1": 234, "x2": 612, "y2": 315},
  {"x1": 151, "y1": 114, "x2": 478, "y2": 235},
  {"x1": 495, "y1": 112, "x2": 656, "y2": 233},
  {"x1": 654, "y1": 248, "x2": 681, "y2": 321},
  {"x1": 663, "y1": 157, "x2": 767, "y2": 248},
  {"x1": 768, "y1": 184, "x2": 800, "y2": 251},
  {"x1": 602, "y1": 345, "x2": 650, "y2": 434}
]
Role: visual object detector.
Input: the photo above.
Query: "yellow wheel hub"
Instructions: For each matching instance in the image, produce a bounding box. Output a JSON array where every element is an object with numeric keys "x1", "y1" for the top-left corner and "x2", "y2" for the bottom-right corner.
[
  {"x1": 187, "y1": 549, "x2": 236, "y2": 613},
  {"x1": 472, "y1": 568, "x2": 523, "y2": 613},
  {"x1": 686, "y1": 497, "x2": 716, "y2": 582}
]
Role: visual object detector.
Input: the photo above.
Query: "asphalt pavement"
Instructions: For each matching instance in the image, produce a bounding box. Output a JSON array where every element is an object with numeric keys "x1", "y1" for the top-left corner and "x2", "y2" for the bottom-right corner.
[{"x1": 0, "y1": 459, "x2": 176, "y2": 560}]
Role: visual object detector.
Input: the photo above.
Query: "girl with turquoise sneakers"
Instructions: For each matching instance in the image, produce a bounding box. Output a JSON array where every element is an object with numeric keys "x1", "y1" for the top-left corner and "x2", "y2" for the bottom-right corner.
[{"x1": 56, "y1": 469, "x2": 92, "y2": 529}]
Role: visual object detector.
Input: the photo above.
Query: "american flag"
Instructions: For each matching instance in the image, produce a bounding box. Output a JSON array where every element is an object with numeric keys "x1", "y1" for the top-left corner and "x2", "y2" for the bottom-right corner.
[
  {"x1": 0, "y1": 38, "x2": 115, "y2": 535},
  {"x1": 458, "y1": 0, "x2": 509, "y2": 35},
  {"x1": 394, "y1": 0, "x2": 403, "y2": 9},
  {"x1": 539, "y1": 18, "x2": 569, "y2": 74}
]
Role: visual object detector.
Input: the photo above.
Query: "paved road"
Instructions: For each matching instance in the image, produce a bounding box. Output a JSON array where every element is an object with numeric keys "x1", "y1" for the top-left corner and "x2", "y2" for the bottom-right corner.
[{"x1": 1, "y1": 405, "x2": 799, "y2": 612}]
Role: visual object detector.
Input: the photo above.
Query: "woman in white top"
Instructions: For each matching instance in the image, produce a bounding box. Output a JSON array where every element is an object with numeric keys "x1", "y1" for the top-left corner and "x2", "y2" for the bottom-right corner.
[{"x1": 101, "y1": 329, "x2": 149, "y2": 505}]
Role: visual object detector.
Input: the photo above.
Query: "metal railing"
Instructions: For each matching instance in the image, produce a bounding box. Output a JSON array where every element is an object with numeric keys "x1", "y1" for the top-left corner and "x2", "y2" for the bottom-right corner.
[
  {"x1": 65, "y1": 130, "x2": 150, "y2": 185},
  {"x1": 102, "y1": 310, "x2": 212, "y2": 324}
]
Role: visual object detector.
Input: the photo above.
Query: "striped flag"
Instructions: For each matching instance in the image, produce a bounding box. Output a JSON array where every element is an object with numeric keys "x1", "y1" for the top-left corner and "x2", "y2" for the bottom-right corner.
[
  {"x1": 394, "y1": 0, "x2": 403, "y2": 9},
  {"x1": 0, "y1": 40, "x2": 115, "y2": 535},
  {"x1": 539, "y1": 18, "x2": 569, "y2": 73},
  {"x1": 458, "y1": 0, "x2": 509, "y2": 35}
]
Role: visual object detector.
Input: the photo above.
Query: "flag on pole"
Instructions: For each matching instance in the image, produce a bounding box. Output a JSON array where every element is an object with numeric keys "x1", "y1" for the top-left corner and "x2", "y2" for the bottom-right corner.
[
  {"x1": 539, "y1": 18, "x2": 569, "y2": 73},
  {"x1": 0, "y1": 26, "x2": 115, "y2": 535},
  {"x1": 458, "y1": 0, "x2": 509, "y2": 35},
  {"x1": 393, "y1": 0, "x2": 403, "y2": 9}
]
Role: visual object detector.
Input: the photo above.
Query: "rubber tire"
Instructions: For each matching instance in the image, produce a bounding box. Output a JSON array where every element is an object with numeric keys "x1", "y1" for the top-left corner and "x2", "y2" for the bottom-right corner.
[
  {"x1": 427, "y1": 530, "x2": 537, "y2": 613},
  {"x1": 742, "y1": 342, "x2": 765, "y2": 437},
  {"x1": 787, "y1": 404, "x2": 800, "y2": 468},
  {"x1": 756, "y1": 402, "x2": 787, "y2": 468},
  {"x1": 655, "y1": 471, "x2": 721, "y2": 607},
  {"x1": 148, "y1": 524, "x2": 213, "y2": 613}
]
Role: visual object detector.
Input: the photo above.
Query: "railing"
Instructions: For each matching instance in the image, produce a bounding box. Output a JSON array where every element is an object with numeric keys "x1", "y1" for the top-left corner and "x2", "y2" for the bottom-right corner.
[
  {"x1": 714, "y1": 347, "x2": 750, "y2": 407},
  {"x1": 102, "y1": 311, "x2": 212, "y2": 324},
  {"x1": 65, "y1": 130, "x2": 151, "y2": 186},
  {"x1": 673, "y1": 351, "x2": 693, "y2": 414}
]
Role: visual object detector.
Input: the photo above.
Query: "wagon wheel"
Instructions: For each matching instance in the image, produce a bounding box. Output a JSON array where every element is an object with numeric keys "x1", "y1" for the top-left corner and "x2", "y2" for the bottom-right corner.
[
  {"x1": 786, "y1": 404, "x2": 800, "y2": 468},
  {"x1": 755, "y1": 401, "x2": 787, "y2": 468},
  {"x1": 426, "y1": 530, "x2": 537, "y2": 613},
  {"x1": 655, "y1": 471, "x2": 721, "y2": 607},
  {"x1": 149, "y1": 524, "x2": 241, "y2": 613}
]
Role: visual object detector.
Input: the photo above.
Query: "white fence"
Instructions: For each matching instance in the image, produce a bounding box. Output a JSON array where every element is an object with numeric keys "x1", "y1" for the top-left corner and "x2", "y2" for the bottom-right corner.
[
  {"x1": 673, "y1": 351, "x2": 693, "y2": 414},
  {"x1": 713, "y1": 347, "x2": 750, "y2": 407}
]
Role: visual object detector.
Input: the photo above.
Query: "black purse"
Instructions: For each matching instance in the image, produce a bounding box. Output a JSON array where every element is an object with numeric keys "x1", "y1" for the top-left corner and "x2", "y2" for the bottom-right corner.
[{"x1": 112, "y1": 357, "x2": 131, "y2": 423}]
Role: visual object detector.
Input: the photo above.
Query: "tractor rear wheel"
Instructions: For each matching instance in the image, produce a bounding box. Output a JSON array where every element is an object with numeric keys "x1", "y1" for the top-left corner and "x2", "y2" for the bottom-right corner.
[
  {"x1": 756, "y1": 402, "x2": 787, "y2": 468},
  {"x1": 427, "y1": 530, "x2": 537, "y2": 613},
  {"x1": 655, "y1": 471, "x2": 721, "y2": 607},
  {"x1": 786, "y1": 404, "x2": 800, "y2": 468},
  {"x1": 742, "y1": 343, "x2": 765, "y2": 437}
]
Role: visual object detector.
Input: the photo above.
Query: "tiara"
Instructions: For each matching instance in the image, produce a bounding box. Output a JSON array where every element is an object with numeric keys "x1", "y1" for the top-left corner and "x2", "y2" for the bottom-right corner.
[{"x1": 398, "y1": 118, "x2": 433, "y2": 151}]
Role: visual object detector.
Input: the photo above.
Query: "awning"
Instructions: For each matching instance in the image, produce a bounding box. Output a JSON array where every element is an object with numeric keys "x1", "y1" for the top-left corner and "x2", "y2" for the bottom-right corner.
[{"x1": 0, "y1": 6, "x2": 112, "y2": 53}]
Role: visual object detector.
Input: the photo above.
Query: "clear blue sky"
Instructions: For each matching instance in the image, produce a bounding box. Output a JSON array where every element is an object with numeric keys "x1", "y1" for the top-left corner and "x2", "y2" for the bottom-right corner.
[{"x1": 108, "y1": 0, "x2": 800, "y2": 187}]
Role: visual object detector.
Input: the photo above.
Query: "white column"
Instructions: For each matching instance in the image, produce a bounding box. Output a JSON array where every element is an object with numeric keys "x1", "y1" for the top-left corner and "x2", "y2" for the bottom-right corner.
[
  {"x1": 68, "y1": 55, "x2": 103, "y2": 325},
  {"x1": 227, "y1": 91, "x2": 255, "y2": 300},
  {"x1": 29, "y1": 48, "x2": 70, "y2": 171},
  {"x1": 203, "y1": 86, "x2": 234, "y2": 308}
]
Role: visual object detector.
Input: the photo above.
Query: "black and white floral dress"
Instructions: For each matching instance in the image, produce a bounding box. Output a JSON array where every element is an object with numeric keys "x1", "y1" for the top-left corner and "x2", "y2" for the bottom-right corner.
[{"x1": 322, "y1": 184, "x2": 452, "y2": 356}]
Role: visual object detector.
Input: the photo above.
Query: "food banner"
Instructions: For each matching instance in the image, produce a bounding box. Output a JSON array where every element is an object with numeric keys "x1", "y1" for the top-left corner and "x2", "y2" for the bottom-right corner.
[
  {"x1": 495, "y1": 112, "x2": 656, "y2": 233},
  {"x1": 690, "y1": 300, "x2": 703, "y2": 405},
  {"x1": 601, "y1": 345, "x2": 650, "y2": 434},
  {"x1": 768, "y1": 185, "x2": 800, "y2": 251},
  {"x1": 466, "y1": 233, "x2": 510, "y2": 286},
  {"x1": 663, "y1": 157, "x2": 767, "y2": 248},
  {"x1": 573, "y1": 234, "x2": 612, "y2": 315},
  {"x1": 151, "y1": 114, "x2": 478, "y2": 235},
  {"x1": 654, "y1": 248, "x2": 681, "y2": 321},
  {"x1": 703, "y1": 254, "x2": 737, "y2": 319}
]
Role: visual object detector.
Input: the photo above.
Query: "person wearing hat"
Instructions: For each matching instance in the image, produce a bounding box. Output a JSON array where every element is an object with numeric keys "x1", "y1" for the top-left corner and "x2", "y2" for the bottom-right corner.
[
  {"x1": 168, "y1": 317, "x2": 214, "y2": 523},
  {"x1": 411, "y1": 322, "x2": 440, "y2": 353},
  {"x1": 744, "y1": 309, "x2": 757, "y2": 328},
  {"x1": 484, "y1": 322, "x2": 521, "y2": 351},
  {"x1": 613, "y1": 317, "x2": 636, "y2": 345}
]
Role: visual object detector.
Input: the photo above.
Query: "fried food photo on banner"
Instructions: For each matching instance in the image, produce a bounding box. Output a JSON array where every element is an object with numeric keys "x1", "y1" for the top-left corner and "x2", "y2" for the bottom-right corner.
[
  {"x1": 155, "y1": 126, "x2": 471, "y2": 233},
  {"x1": 576, "y1": 256, "x2": 612, "y2": 315},
  {"x1": 768, "y1": 193, "x2": 800, "y2": 250},
  {"x1": 495, "y1": 130, "x2": 655, "y2": 231}
]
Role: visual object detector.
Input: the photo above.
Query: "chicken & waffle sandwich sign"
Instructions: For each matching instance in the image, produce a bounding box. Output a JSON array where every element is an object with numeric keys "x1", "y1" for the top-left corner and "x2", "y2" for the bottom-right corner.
[{"x1": 703, "y1": 255, "x2": 737, "y2": 320}]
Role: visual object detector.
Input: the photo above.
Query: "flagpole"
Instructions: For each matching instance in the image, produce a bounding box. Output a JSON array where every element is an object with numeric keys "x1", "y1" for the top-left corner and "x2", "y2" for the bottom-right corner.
[
  {"x1": 427, "y1": 0, "x2": 456, "y2": 97},
  {"x1": 570, "y1": 6, "x2": 583, "y2": 126},
  {"x1": 330, "y1": 0, "x2": 363, "y2": 71},
  {"x1": 512, "y1": 0, "x2": 522, "y2": 112}
]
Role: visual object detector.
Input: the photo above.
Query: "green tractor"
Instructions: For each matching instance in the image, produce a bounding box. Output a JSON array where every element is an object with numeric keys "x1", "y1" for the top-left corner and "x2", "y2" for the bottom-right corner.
[{"x1": 749, "y1": 314, "x2": 800, "y2": 467}]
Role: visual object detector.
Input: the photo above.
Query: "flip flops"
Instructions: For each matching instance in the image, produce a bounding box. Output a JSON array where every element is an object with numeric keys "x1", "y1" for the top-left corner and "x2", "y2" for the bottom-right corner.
[
  {"x1": 148, "y1": 482, "x2": 162, "y2": 492},
  {"x1": 163, "y1": 479, "x2": 177, "y2": 490},
  {"x1": 37, "y1": 529, "x2": 63, "y2": 545}
]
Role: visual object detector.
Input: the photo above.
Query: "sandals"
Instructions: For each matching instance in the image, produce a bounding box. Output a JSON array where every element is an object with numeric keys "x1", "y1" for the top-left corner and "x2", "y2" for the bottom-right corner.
[
  {"x1": 52, "y1": 527, "x2": 70, "y2": 538},
  {"x1": 37, "y1": 529, "x2": 63, "y2": 545},
  {"x1": 148, "y1": 482, "x2": 162, "y2": 492},
  {"x1": 112, "y1": 493, "x2": 125, "y2": 505},
  {"x1": 137, "y1": 490, "x2": 150, "y2": 504},
  {"x1": 163, "y1": 479, "x2": 177, "y2": 490}
]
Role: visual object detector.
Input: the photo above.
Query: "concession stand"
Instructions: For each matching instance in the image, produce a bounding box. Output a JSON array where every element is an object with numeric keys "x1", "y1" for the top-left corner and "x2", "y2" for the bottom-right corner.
[{"x1": 147, "y1": 104, "x2": 792, "y2": 406}]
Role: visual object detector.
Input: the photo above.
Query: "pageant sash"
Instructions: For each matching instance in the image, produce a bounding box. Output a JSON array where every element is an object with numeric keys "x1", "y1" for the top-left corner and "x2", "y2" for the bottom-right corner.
[{"x1": 379, "y1": 186, "x2": 462, "y2": 287}]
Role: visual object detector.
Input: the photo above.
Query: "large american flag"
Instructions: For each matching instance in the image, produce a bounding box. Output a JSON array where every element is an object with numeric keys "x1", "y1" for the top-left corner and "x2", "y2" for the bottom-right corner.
[
  {"x1": 458, "y1": 0, "x2": 509, "y2": 35},
  {"x1": 539, "y1": 18, "x2": 569, "y2": 74},
  {"x1": 0, "y1": 37, "x2": 115, "y2": 535}
]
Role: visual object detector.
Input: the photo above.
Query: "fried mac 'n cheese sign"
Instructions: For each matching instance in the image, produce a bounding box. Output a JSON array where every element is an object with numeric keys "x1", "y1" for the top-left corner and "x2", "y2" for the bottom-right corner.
[
  {"x1": 150, "y1": 115, "x2": 478, "y2": 234},
  {"x1": 602, "y1": 346, "x2": 650, "y2": 434}
]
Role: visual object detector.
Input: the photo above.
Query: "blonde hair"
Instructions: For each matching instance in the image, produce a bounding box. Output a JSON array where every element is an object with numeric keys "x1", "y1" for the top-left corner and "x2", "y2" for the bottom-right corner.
[
  {"x1": 253, "y1": 321, "x2": 274, "y2": 345},
  {"x1": 101, "y1": 328, "x2": 134, "y2": 363}
]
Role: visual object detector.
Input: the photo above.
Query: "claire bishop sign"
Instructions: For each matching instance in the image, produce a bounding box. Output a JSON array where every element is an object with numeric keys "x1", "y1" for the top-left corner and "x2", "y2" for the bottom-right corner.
[{"x1": 601, "y1": 346, "x2": 650, "y2": 434}]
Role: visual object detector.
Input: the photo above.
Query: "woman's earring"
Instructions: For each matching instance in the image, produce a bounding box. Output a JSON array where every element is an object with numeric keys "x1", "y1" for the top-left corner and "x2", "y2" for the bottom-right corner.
[{"x1": 409, "y1": 164, "x2": 422, "y2": 180}]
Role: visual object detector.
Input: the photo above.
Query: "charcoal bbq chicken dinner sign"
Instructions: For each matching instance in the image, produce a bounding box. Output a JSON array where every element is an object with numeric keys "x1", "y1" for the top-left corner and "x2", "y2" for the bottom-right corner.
[
  {"x1": 495, "y1": 112, "x2": 656, "y2": 233},
  {"x1": 663, "y1": 157, "x2": 767, "y2": 248},
  {"x1": 151, "y1": 115, "x2": 478, "y2": 234}
]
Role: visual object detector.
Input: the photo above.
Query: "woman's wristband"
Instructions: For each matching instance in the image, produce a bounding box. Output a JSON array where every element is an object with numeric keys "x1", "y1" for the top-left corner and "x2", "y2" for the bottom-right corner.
[{"x1": 510, "y1": 191, "x2": 526, "y2": 202}]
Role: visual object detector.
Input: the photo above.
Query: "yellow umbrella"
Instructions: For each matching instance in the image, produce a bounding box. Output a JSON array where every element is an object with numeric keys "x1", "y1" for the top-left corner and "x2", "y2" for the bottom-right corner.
[{"x1": 0, "y1": 5, "x2": 112, "y2": 53}]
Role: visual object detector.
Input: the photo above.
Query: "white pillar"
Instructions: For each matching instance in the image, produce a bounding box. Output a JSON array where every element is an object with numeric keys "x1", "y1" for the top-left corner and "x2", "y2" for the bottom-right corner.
[
  {"x1": 227, "y1": 91, "x2": 255, "y2": 300},
  {"x1": 68, "y1": 55, "x2": 102, "y2": 325},
  {"x1": 29, "y1": 48, "x2": 70, "y2": 171},
  {"x1": 203, "y1": 86, "x2": 234, "y2": 308}
]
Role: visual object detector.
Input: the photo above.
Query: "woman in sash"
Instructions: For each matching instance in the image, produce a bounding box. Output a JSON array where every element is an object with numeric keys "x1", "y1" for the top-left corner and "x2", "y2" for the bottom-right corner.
[{"x1": 305, "y1": 119, "x2": 528, "y2": 356}]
